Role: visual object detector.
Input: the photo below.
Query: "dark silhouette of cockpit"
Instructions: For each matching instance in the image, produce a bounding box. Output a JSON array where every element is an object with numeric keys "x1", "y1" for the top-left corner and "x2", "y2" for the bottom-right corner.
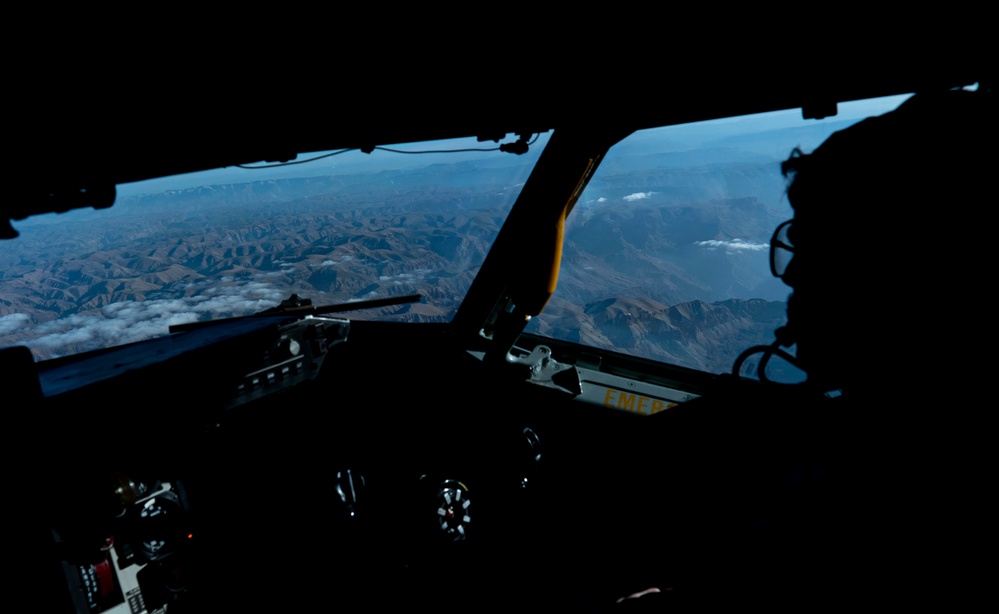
[{"x1": 2, "y1": 53, "x2": 989, "y2": 613}]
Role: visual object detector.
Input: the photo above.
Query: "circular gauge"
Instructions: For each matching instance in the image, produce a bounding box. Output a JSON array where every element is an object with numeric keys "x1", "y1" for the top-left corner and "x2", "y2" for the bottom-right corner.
[
  {"x1": 136, "y1": 493, "x2": 183, "y2": 560},
  {"x1": 435, "y1": 480, "x2": 471, "y2": 541}
]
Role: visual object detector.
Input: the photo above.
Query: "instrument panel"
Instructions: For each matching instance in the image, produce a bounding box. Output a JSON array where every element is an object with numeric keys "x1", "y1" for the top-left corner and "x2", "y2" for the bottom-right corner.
[{"x1": 24, "y1": 313, "x2": 698, "y2": 612}]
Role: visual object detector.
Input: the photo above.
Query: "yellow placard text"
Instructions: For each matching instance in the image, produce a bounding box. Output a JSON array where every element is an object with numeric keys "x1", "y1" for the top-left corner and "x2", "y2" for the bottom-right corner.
[{"x1": 602, "y1": 388, "x2": 676, "y2": 416}]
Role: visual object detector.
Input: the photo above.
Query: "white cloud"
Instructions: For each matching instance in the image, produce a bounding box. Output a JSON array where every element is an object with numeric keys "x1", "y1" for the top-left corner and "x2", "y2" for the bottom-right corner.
[
  {"x1": 378, "y1": 269, "x2": 431, "y2": 284},
  {"x1": 0, "y1": 313, "x2": 30, "y2": 335},
  {"x1": 319, "y1": 255, "x2": 354, "y2": 267},
  {"x1": 20, "y1": 280, "x2": 284, "y2": 358},
  {"x1": 694, "y1": 238, "x2": 769, "y2": 254},
  {"x1": 623, "y1": 192, "x2": 654, "y2": 202}
]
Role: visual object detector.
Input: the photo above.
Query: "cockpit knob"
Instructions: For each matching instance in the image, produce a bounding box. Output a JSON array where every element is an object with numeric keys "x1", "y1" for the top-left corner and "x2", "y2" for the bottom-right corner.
[
  {"x1": 275, "y1": 336, "x2": 302, "y2": 360},
  {"x1": 335, "y1": 469, "x2": 364, "y2": 518},
  {"x1": 519, "y1": 427, "x2": 542, "y2": 489}
]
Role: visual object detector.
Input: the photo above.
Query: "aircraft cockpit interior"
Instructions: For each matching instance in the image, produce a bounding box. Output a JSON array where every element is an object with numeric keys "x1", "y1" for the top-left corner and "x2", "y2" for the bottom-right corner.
[{"x1": 3, "y1": 56, "x2": 990, "y2": 612}]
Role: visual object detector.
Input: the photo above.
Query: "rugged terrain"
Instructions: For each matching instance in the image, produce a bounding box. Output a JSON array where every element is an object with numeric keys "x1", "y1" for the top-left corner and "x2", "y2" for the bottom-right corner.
[{"x1": 1, "y1": 152, "x2": 793, "y2": 377}]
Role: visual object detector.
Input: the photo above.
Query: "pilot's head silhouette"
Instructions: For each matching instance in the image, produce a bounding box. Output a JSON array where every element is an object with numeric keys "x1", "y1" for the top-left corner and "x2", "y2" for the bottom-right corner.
[{"x1": 774, "y1": 86, "x2": 992, "y2": 395}]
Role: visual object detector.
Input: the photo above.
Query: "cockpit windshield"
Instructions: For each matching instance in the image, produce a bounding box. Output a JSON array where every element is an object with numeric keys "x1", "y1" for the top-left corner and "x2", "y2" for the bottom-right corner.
[
  {"x1": 0, "y1": 134, "x2": 550, "y2": 360},
  {"x1": 0, "y1": 93, "x2": 916, "y2": 375},
  {"x1": 525, "y1": 93, "x2": 912, "y2": 382}
]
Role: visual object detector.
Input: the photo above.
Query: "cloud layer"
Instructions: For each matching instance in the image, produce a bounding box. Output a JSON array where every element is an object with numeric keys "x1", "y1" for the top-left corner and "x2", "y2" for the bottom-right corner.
[{"x1": 8, "y1": 279, "x2": 284, "y2": 359}]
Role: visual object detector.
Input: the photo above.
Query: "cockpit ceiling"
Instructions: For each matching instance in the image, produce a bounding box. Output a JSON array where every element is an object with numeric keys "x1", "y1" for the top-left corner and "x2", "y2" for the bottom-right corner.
[{"x1": 10, "y1": 59, "x2": 983, "y2": 219}]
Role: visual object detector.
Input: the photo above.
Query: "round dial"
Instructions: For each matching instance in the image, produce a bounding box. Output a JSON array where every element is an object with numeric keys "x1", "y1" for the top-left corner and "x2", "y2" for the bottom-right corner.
[
  {"x1": 435, "y1": 480, "x2": 471, "y2": 541},
  {"x1": 137, "y1": 493, "x2": 182, "y2": 559}
]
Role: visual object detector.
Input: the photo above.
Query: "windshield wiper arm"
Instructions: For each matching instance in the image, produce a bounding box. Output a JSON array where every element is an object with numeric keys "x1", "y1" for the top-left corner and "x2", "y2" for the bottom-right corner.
[
  {"x1": 257, "y1": 293, "x2": 421, "y2": 316},
  {"x1": 170, "y1": 294, "x2": 421, "y2": 333}
]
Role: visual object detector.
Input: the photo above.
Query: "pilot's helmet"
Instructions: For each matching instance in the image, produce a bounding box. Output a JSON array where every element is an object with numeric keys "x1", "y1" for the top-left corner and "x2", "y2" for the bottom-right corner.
[{"x1": 776, "y1": 87, "x2": 992, "y2": 388}]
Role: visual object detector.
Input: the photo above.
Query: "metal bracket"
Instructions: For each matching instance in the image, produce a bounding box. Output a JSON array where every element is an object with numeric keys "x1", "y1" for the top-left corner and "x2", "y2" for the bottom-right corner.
[{"x1": 507, "y1": 344, "x2": 567, "y2": 384}]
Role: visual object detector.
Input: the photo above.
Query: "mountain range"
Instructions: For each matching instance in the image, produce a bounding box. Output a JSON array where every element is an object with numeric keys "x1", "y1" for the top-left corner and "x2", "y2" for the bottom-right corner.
[{"x1": 1, "y1": 149, "x2": 795, "y2": 378}]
